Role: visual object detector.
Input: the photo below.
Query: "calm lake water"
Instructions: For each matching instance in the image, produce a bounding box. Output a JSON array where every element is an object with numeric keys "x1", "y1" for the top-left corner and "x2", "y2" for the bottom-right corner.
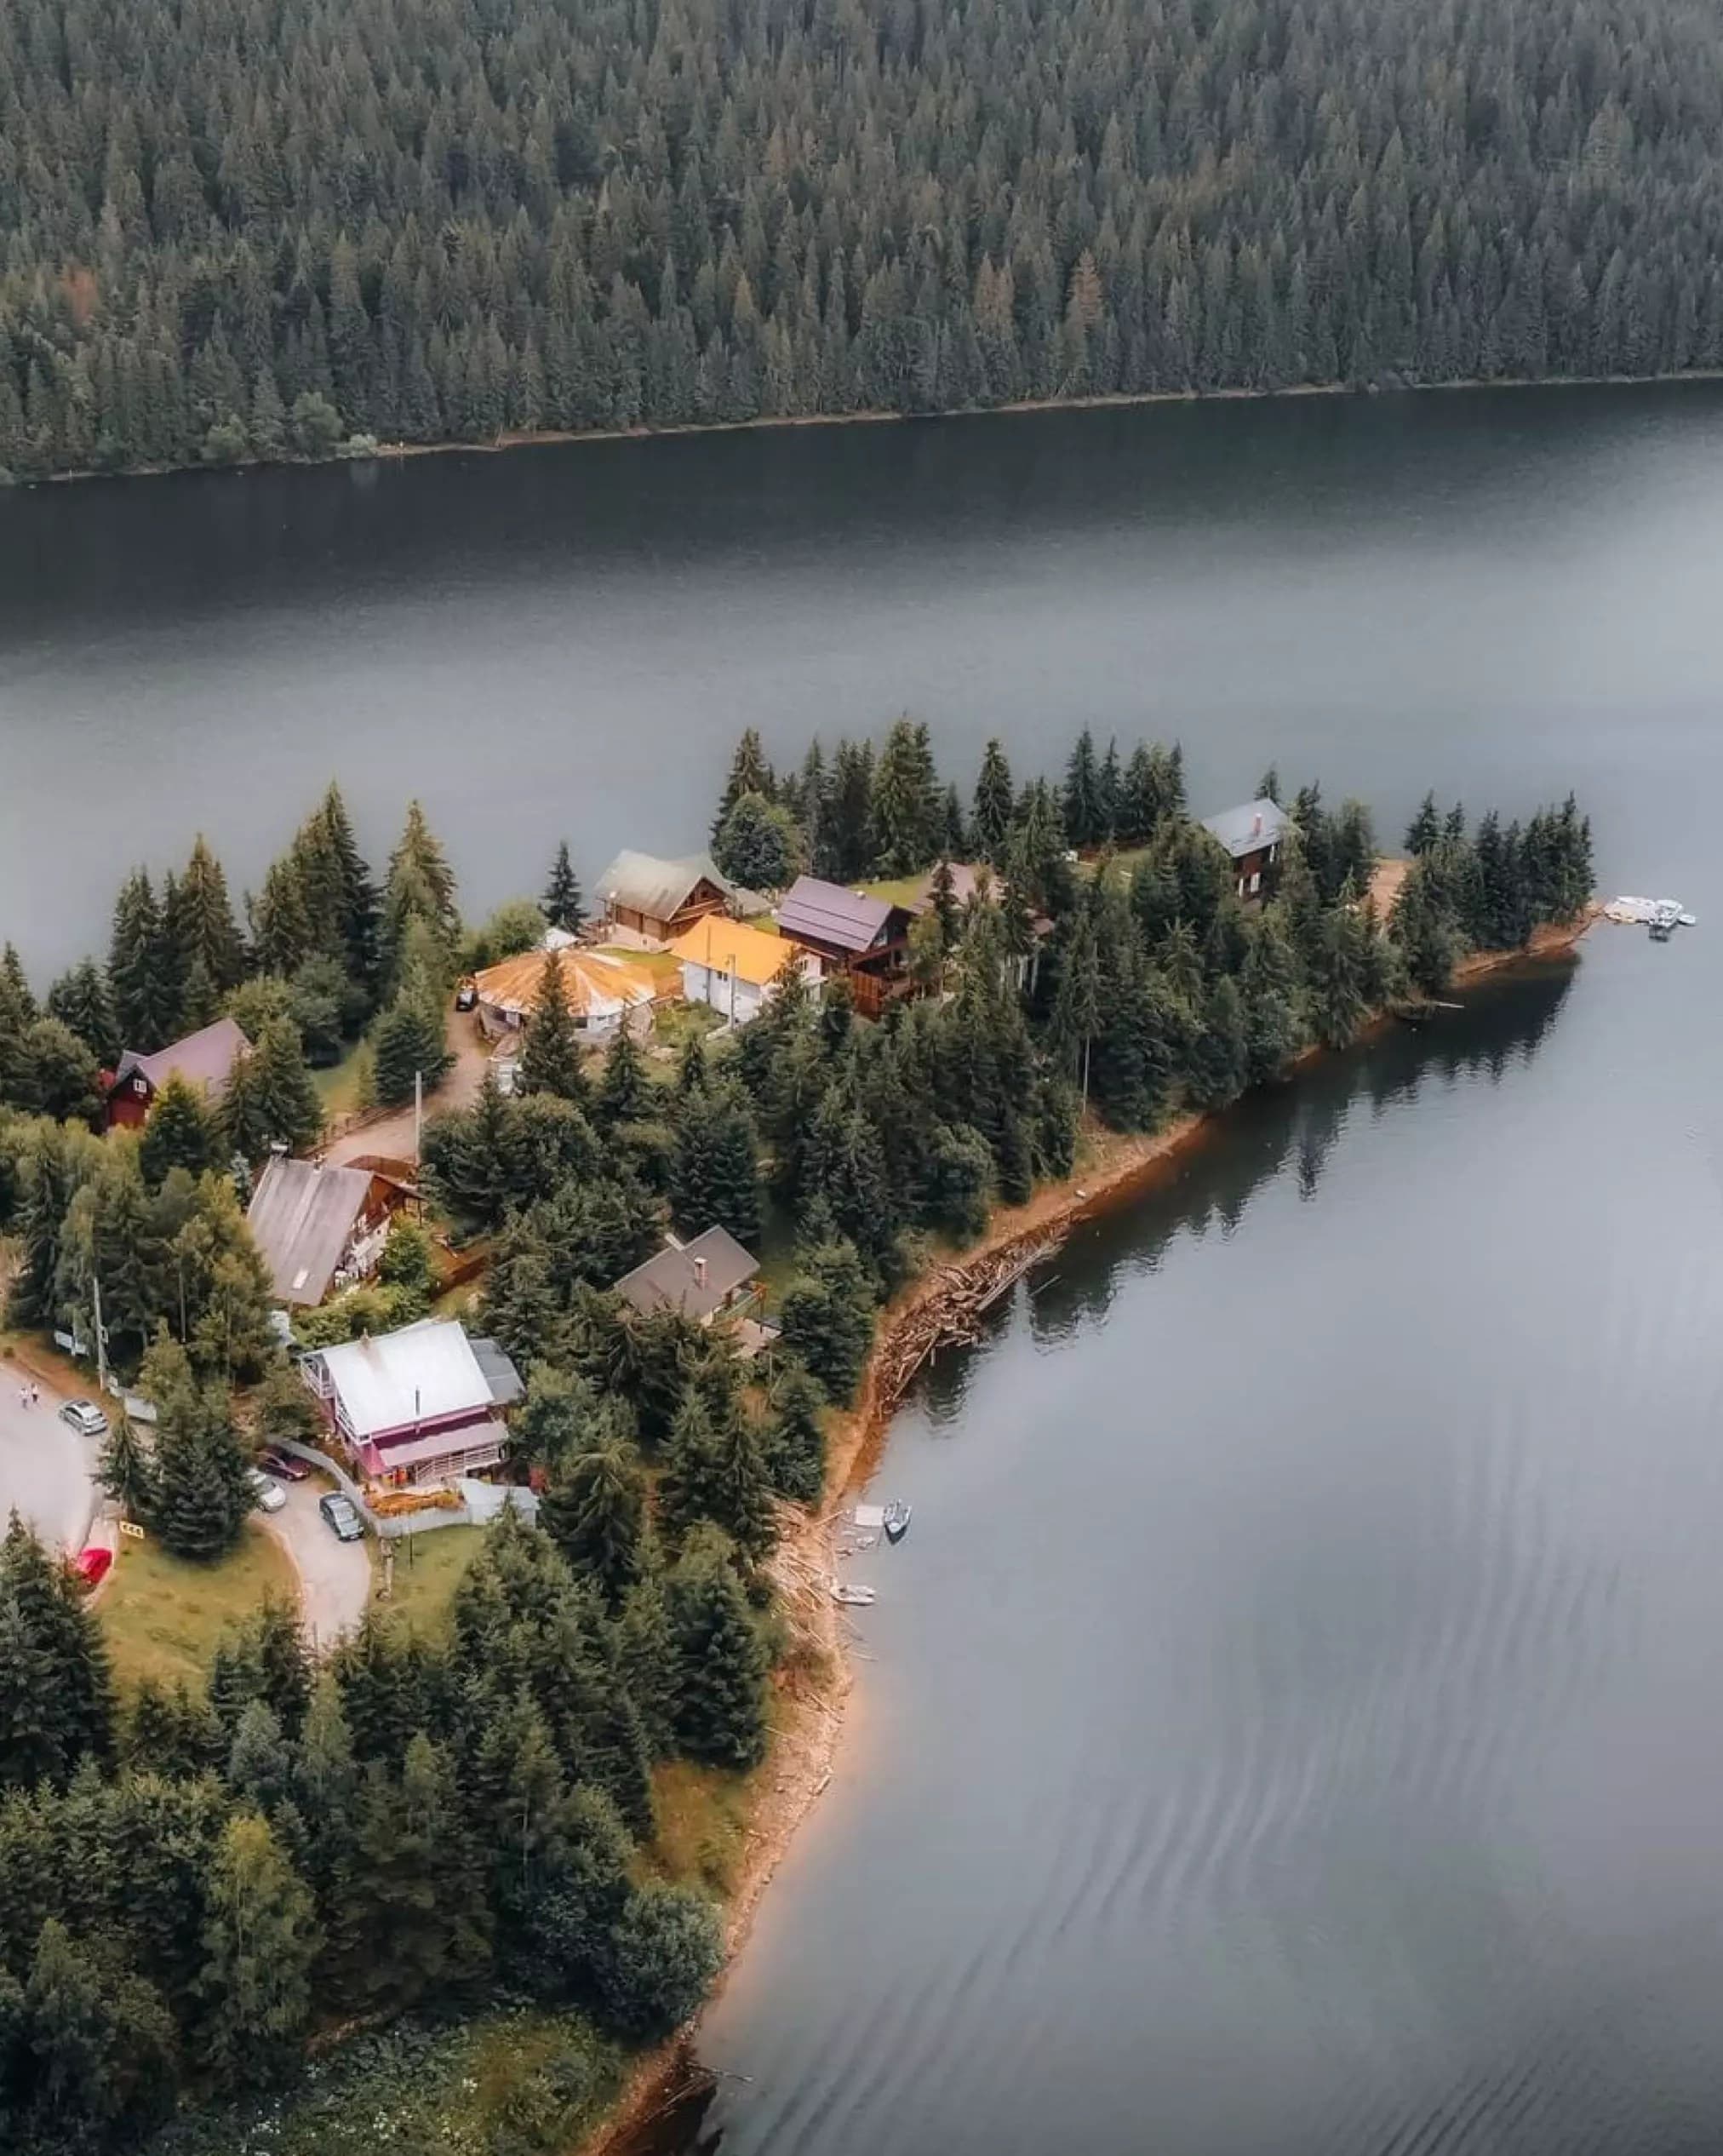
[{"x1": 6, "y1": 384, "x2": 1723, "y2": 2153}]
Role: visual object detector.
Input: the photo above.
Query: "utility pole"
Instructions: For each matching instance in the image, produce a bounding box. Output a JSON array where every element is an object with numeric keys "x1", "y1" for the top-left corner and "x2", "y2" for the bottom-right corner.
[
  {"x1": 92, "y1": 1275, "x2": 109, "y2": 1399},
  {"x1": 413, "y1": 1068, "x2": 424, "y2": 1167}
]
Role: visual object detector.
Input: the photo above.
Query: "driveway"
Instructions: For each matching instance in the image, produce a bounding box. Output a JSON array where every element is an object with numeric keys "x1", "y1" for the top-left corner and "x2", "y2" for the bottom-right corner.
[
  {"x1": 263, "y1": 1477, "x2": 371, "y2": 1649},
  {"x1": 0, "y1": 1355, "x2": 99, "y2": 1556},
  {"x1": 322, "y1": 1011, "x2": 491, "y2": 1167}
]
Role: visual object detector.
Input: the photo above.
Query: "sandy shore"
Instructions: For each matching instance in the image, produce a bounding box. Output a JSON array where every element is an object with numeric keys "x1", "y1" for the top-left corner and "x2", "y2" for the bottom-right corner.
[{"x1": 584, "y1": 911, "x2": 1597, "y2": 2154}]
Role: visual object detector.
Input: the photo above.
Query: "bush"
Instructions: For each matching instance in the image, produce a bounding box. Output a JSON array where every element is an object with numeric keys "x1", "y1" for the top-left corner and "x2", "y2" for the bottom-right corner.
[{"x1": 599, "y1": 1884, "x2": 723, "y2": 2041}]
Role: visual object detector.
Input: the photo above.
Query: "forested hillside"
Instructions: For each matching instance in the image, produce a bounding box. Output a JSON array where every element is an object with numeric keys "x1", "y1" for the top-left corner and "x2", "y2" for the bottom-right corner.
[{"x1": 2, "y1": 0, "x2": 1721, "y2": 477}]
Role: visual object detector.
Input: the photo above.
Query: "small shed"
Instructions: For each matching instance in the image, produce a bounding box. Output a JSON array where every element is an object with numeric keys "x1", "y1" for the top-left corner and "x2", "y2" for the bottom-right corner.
[
  {"x1": 1199, "y1": 799, "x2": 1295, "y2": 900},
  {"x1": 669, "y1": 917, "x2": 815, "y2": 1027},
  {"x1": 106, "y1": 1018, "x2": 250, "y2": 1131},
  {"x1": 594, "y1": 851, "x2": 737, "y2": 946}
]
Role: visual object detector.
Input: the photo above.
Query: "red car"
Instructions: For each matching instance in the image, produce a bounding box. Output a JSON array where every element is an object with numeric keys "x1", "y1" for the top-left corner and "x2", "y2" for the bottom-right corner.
[
  {"x1": 72, "y1": 1546, "x2": 112, "y2": 1591},
  {"x1": 258, "y1": 1446, "x2": 311, "y2": 1482}
]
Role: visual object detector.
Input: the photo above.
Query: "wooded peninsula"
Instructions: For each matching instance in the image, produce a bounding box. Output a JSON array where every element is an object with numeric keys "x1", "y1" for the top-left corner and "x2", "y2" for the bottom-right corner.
[
  {"x1": 2, "y1": 0, "x2": 1720, "y2": 479},
  {"x1": 0, "y1": 723, "x2": 1593, "y2": 2153}
]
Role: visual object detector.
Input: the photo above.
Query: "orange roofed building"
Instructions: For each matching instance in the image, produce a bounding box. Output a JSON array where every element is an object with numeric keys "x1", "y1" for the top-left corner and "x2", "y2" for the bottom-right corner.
[
  {"x1": 668, "y1": 917, "x2": 816, "y2": 1026},
  {"x1": 471, "y1": 939, "x2": 657, "y2": 1050}
]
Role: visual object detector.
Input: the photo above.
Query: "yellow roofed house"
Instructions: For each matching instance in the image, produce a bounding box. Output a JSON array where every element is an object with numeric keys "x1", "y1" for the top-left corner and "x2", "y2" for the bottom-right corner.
[
  {"x1": 669, "y1": 916, "x2": 817, "y2": 1027},
  {"x1": 471, "y1": 935, "x2": 658, "y2": 1064}
]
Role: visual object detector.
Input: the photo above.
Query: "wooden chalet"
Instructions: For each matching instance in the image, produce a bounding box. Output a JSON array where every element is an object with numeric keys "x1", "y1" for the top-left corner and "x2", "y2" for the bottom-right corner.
[
  {"x1": 776, "y1": 875, "x2": 917, "y2": 1018},
  {"x1": 104, "y1": 1017, "x2": 250, "y2": 1131},
  {"x1": 1199, "y1": 799, "x2": 1295, "y2": 901},
  {"x1": 245, "y1": 1153, "x2": 417, "y2": 1309},
  {"x1": 594, "y1": 851, "x2": 739, "y2": 947}
]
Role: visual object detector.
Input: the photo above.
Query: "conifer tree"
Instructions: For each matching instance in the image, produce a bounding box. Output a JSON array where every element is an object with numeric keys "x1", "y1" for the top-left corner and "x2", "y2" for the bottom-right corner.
[
  {"x1": 224, "y1": 1017, "x2": 322, "y2": 1157},
  {"x1": 109, "y1": 869, "x2": 175, "y2": 1052},
  {"x1": 140, "y1": 1070, "x2": 220, "y2": 1182},
  {"x1": 23, "y1": 1918, "x2": 176, "y2": 2147},
  {"x1": 45, "y1": 960, "x2": 120, "y2": 1068},
  {"x1": 664, "y1": 1530, "x2": 769, "y2": 1768},
  {"x1": 98, "y1": 1411, "x2": 155, "y2": 1524},
  {"x1": 1062, "y1": 725, "x2": 1104, "y2": 850},
  {"x1": 713, "y1": 790, "x2": 800, "y2": 889},
  {"x1": 518, "y1": 952, "x2": 587, "y2": 1104},
  {"x1": 764, "y1": 1361, "x2": 827, "y2": 1504},
  {"x1": 199, "y1": 1812, "x2": 319, "y2": 2090},
  {"x1": 1404, "y1": 791, "x2": 1442, "y2": 856},
  {"x1": 711, "y1": 727, "x2": 776, "y2": 840},
  {"x1": 382, "y1": 800, "x2": 461, "y2": 987},
  {"x1": 0, "y1": 1517, "x2": 116, "y2": 1790},
  {"x1": 370, "y1": 989, "x2": 451, "y2": 1109},
  {"x1": 594, "y1": 1024, "x2": 651, "y2": 1130},
  {"x1": 541, "y1": 840, "x2": 584, "y2": 933},
  {"x1": 870, "y1": 717, "x2": 943, "y2": 874},
  {"x1": 776, "y1": 1236, "x2": 876, "y2": 1401},
  {"x1": 347, "y1": 1735, "x2": 492, "y2": 2010},
  {"x1": 541, "y1": 1436, "x2": 647, "y2": 1609},
  {"x1": 971, "y1": 738, "x2": 1016, "y2": 863},
  {"x1": 667, "y1": 1080, "x2": 761, "y2": 1247},
  {"x1": 149, "y1": 1382, "x2": 253, "y2": 1563},
  {"x1": 601, "y1": 1883, "x2": 724, "y2": 2039},
  {"x1": 178, "y1": 836, "x2": 247, "y2": 994}
]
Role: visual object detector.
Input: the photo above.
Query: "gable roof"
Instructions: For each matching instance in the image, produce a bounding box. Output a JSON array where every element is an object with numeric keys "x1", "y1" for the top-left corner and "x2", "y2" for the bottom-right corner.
[
  {"x1": 776, "y1": 876, "x2": 896, "y2": 954},
  {"x1": 246, "y1": 1155, "x2": 375, "y2": 1307},
  {"x1": 668, "y1": 916, "x2": 797, "y2": 989},
  {"x1": 310, "y1": 1319, "x2": 504, "y2": 1439},
  {"x1": 472, "y1": 945, "x2": 657, "y2": 1022},
  {"x1": 595, "y1": 851, "x2": 736, "y2": 923},
  {"x1": 910, "y1": 862, "x2": 993, "y2": 910},
  {"x1": 116, "y1": 1017, "x2": 250, "y2": 1100},
  {"x1": 1199, "y1": 799, "x2": 1294, "y2": 860},
  {"x1": 613, "y1": 1227, "x2": 758, "y2": 1322}
]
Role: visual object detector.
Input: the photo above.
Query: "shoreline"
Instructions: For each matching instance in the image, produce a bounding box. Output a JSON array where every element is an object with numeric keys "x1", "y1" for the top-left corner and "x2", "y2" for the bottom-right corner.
[
  {"x1": 23, "y1": 371, "x2": 1723, "y2": 492},
  {"x1": 583, "y1": 913, "x2": 1597, "y2": 2156}
]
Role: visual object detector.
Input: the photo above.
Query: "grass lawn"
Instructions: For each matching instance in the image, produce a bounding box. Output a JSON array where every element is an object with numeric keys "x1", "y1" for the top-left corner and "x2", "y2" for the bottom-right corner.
[
  {"x1": 650, "y1": 998, "x2": 724, "y2": 1062},
  {"x1": 646, "y1": 1757, "x2": 761, "y2": 1896},
  {"x1": 312, "y1": 1039, "x2": 370, "y2": 1120},
  {"x1": 858, "y1": 871, "x2": 927, "y2": 906},
  {"x1": 373, "y1": 1521, "x2": 488, "y2": 1636},
  {"x1": 101, "y1": 1522, "x2": 296, "y2": 1695},
  {"x1": 595, "y1": 943, "x2": 681, "y2": 993}
]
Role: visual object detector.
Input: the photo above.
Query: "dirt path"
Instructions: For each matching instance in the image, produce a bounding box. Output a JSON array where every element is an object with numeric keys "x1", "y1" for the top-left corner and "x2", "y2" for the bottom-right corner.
[{"x1": 321, "y1": 1012, "x2": 492, "y2": 1167}]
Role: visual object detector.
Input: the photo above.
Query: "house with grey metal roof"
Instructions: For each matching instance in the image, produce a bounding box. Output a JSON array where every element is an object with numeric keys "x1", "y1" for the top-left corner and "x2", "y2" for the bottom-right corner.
[
  {"x1": 1199, "y1": 798, "x2": 1294, "y2": 900},
  {"x1": 613, "y1": 1226, "x2": 761, "y2": 1327},
  {"x1": 594, "y1": 850, "x2": 738, "y2": 945},
  {"x1": 246, "y1": 1154, "x2": 413, "y2": 1308}
]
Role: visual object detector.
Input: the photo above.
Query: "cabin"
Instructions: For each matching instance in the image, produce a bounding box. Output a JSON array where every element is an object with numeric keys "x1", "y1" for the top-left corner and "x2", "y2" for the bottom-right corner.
[
  {"x1": 776, "y1": 875, "x2": 917, "y2": 1018},
  {"x1": 105, "y1": 1017, "x2": 250, "y2": 1131},
  {"x1": 301, "y1": 1318, "x2": 524, "y2": 1488},
  {"x1": 593, "y1": 851, "x2": 740, "y2": 947},
  {"x1": 471, "y1": 938, "x2": 656, "y2": 1053},
  {"x1": 245, "y1": 1154, "x2": 415, "y2": 1309},
  {"x1": 614, "y1": 1226, "x2": 761, "y2": 1325},
  {"x1": 908, "y1": 861, "x2": 1053, "y2": 989},
  {"x1": 1199, "y1": 798, "x2": 1295, "y2": 901},
  {"x1": 669, "y1": 917, "x2": 816, "y2": 1027}
]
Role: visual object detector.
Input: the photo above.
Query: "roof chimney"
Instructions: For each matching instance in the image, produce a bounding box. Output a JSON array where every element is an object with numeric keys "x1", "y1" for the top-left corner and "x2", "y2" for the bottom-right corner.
[
  {"x1": 693, "y1": 1255, "x2": 708, "y2": 1289},
  {"x1": 1251, "y1": 811, "x2": 1262, "y2": 835}
]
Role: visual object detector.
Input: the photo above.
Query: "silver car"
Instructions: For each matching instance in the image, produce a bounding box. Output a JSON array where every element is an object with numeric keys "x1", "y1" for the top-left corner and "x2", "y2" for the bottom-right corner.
[
  {"x1": 248, "y1": 1468, "x2": 287, "y2": 1515},
  {"x1": 57, "y1": 1398, "x2": 108, "y2": 1438}
]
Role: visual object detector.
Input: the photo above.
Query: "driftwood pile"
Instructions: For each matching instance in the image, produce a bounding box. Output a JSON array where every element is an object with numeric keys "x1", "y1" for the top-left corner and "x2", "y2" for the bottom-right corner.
[{"x1": 869, "y1": 1224, "x2": 1068, "y2": 1421}]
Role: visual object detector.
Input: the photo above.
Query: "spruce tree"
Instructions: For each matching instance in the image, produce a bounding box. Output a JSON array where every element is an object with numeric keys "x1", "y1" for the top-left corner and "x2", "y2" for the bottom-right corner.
[
  {"x1": 776, "y1": 1236, "x2": 876, "y2": 1402},
  {"x1": 198, "y1": 1813, "x2": 319, "y2": 2090},
  {"x1": 23, "y1": 1918, "x2": 177, "y2": 2147},
  {"x1": 346, "y1": 1735, "x2": 492, "y2": 2010},
  {"x1": 1063, "y1": 725, "x2": 1103, "y2": 850},
  {"x1": 664, "y1": 1531, "x2": 769, "y2": 1768},
  {"x1": 178, "y1": 836, "x2": 247, "y2": 994},
  {"x1": 0, "y1": 1517, "x2": 117, "y2": 1790},
  {"x1": 870, "y1": 716, "x2": 942, "y2": 874},
  {"x1": 225, "y1": 1017, "x2": 322, "y2": 1157},
  {"x1": 98, "y1": 1411, "x2": 155, "y2": 1524},
  {"x1": 594, "y1": 1024, "x2": 651, "y2": 1129},
  {"x1": 971, "y1": 738, "x2": 1016, "y2": 863},
  {"x1": 382, "y1": 800, "x2": 461, "y2": 987},
  {"x1": 711, "y1": 727, "x2": 775, "y2": 840},
  {"x1": 518, "y1": 952, "x2": 587, "y2": 1103},
  {"x1": 764, "y1": 1362, "x2": 827, "y2": 1504},
  {"x1": 541, "y1": 840, "x2": 584, "y2": 932},
  {"x1": 109, "y1": 869, "x2": 175, "y2": 1052},
  {"x1": 667, "y1": 1081, "x2": 761, "y2": 1247},
  {"x1": 149, "y1": 1385, "x2": 253, "y2": 1563},
  {"x1": 140, "y1": 1070, "x2": 220, "y2": 1182},
  {"x1": 370, "y1": 991, "x2": 450, "y2": 1109},
  {"x1": 1404, "y1": 791, "x2": 1441, "y2": 856},
  {"x1": 541, "y1": 1437, "x2": 646, "y2": 1610},
  {"x1": 45, "y1": 960, "x2": 120, "y2": 1068}
]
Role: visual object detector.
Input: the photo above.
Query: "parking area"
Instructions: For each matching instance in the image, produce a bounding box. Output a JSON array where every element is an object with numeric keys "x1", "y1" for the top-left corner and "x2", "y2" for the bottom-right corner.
[
  {"x1": 0, "y1": 1355, "x2": 98, "y2": 1556},
  {"x1": 261, "y1": 1474, "x2": 371, "y2": 1649}
]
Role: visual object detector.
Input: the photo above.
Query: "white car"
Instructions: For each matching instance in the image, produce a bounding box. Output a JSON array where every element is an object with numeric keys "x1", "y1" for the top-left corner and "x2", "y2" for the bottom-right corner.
[
  {"x1": 58, "y1": 1398, "x2": 108, "y2": 1438},
  {"x1": 248, "y1": 1468, "x2": 287, "y2": 1515}
]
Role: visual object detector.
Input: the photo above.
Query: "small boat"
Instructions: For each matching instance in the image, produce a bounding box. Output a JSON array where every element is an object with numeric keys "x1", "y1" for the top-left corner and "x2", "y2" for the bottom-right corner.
[
  {"x1": 832, "y1": 1582, "x2": 877, "y2": 1607},
  {"x1": 882, "y1": 1501, "x2": 913, "y2": 1545}
]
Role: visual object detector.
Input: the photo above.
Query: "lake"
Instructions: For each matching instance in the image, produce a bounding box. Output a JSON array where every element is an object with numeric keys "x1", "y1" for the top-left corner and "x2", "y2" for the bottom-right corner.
[
  {"x1": 6, "y1": 381, "x2": 1723, "y2": 2154},
  {"x1": 4, "y1": 380, "x2": 1723, "y2": 970}
]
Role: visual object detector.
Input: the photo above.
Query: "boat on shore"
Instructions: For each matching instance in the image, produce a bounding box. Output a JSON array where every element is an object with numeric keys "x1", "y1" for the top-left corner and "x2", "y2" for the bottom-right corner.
[{"x1": 882, "y1": 1501, "x2": 913, "y2": 1544}]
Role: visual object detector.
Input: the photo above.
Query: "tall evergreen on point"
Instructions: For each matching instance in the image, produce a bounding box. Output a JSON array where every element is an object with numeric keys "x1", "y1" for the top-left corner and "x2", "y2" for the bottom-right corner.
[
  {"x1": 109, "y1": 870, "x2": 176, "y2": 1052},
  {"x1": 541, "y1": 841, "x2": 584, "y2": 933}
]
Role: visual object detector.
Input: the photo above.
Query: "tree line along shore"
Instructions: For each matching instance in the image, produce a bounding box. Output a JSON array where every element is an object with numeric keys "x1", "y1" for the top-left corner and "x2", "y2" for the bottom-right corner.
[
  {"x1": 3, "y1": 0, "x2": 1723, "y2": 480},
  {"x1": 0, "y1": 721, "x2": 1592, "y2": 2154}
]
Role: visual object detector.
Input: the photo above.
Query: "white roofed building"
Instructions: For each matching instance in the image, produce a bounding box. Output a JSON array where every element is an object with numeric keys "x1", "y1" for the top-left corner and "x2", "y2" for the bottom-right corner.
[{"x1": 301, "y1": 1318, "x2": 523, "y2": 1487}]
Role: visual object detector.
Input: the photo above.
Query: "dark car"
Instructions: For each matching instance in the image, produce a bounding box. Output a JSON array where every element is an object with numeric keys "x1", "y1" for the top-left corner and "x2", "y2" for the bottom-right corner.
[
  {"x1": 454, "y1": 979, "x2": 478, "y2": 1012},
  {"x1": 318, "y1": 1492, "x2": 365, "y2": 1543},
  {"x1": 259, "y1": 1445, "x2": 310, "y2": 1482}
]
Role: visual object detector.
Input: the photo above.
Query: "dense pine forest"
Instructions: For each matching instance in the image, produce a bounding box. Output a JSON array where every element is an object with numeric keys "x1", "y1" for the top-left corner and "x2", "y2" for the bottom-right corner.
[{"x1": 2, "y1": 0, "x2": 1721, "y2": 477}]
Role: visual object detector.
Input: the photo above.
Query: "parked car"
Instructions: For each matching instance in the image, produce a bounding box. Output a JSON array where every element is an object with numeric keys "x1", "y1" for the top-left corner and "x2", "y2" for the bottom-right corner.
[
  {"x1": 72, "y1": 1545, "x2": 112, "y2": 1590},
  {"x1": 258, "y1": 1445, "x2": 310, "y2": 1482},
  {"x1": 318, "y1": 1492, "x2": 365, "y2": 1542},
  {"x1": 57, "y1": 1398, "x2": 107, "y2": 1438},
  {"x1": 249, "y1": 1469, "x2": 287, "y2": 1515},
  {"x1": 454, "y1": 978, "x2": 478, "y2": 1012}
]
